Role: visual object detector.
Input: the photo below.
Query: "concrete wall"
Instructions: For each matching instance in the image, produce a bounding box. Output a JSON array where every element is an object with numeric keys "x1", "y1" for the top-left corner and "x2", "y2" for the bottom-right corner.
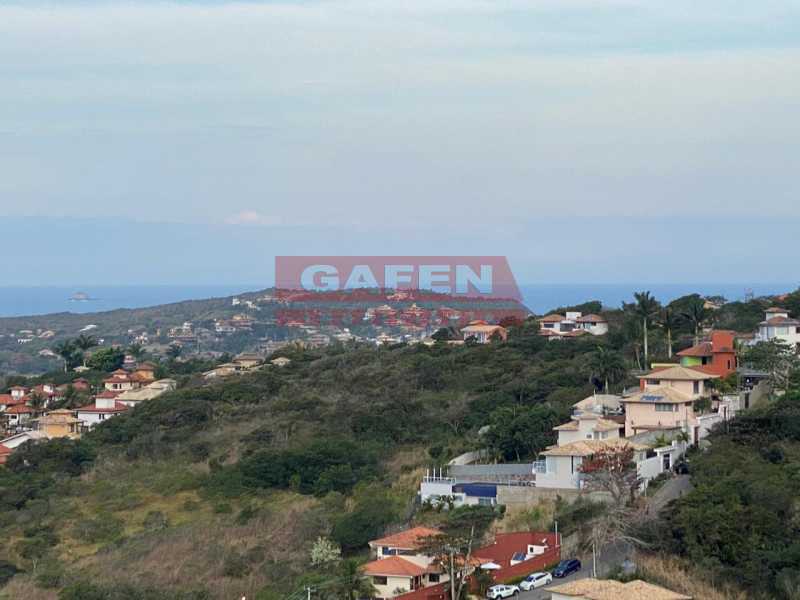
[{"x1": 496, "y1": 485, "x2": 584, "y2": 506}]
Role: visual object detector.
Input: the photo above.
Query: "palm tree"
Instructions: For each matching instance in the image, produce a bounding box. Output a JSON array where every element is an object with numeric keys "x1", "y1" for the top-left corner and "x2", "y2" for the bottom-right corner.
[
  {"x1": 659, "y1": 307, "x2": 680, "y2": 358},
  {"x1": 631, "y1": 291, "x2": 660, "y2": 368},
  {"x1": 75, "y1": 334, "x2": 98, "y2": 366},
  {"x1": 586, "y1": 346, "x2": 627, "y2": 393},
  {"x1": 127, "y1": 343, "x2": 145, "y2": 360},
  {"x1": 332, "y1": 559, "x2": 375, "y2": 600},
  {"x1": 681, "y1": 296, "x2": 710, "y2": 345},
  {"x1": 53, "y1": 340, "x2": 77, "y2": 373}
]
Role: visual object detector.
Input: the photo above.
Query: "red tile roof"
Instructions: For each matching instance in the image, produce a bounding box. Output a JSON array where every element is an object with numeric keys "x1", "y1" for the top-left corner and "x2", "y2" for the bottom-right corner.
[
  {"x1": 474, "y1": 532, "x2": 558, "y2": 568},
  {"x1": 77, "y1": 401, "x2": 129, "y2": 414},
  {"x1": 539, "y1": 314, "x2": 565, "y2": 323},
  {"x1": 362, "y1": 556, "x2": 428, "y2": 578},
  {"x1": 369, "y1": 526, "x2": 441, "y2": 550},
  {"x1": 96, "y1": 391, "x2": 121, "y2": 399},
  {"x1": 5, "y1": 405, "x2": 33, "y2": 414}
]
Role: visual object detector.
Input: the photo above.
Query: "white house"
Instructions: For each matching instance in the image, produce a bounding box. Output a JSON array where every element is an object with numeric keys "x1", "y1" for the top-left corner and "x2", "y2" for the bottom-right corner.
[
  {"x1": 76, "y1": 396, "x2": 129, "y2": 429},
  {"x1": 753, "y1": 307, "x2": 800, "y2": 350},
  {"x1": 552, "y1": 414, "x2": 622, "y2": 446},
  {"x1": 575, "y1": 314, "x2": 609, "y2": 335},
  {"x1": 534, "y1": 439, "x2": 649, "y2": 490}
]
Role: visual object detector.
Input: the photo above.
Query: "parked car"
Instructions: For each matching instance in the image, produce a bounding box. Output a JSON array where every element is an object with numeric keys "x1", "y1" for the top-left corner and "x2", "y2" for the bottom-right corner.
[
  {"x1": 519, "y1": 571, "x2": 553, "y2": 590},
  {"x1": 674, "y1": 460, "x2": 690, "y2": 474},
  {"x1": 486, "y1": 584, "x2": 520, "y2": 599},
  {"x1": 552, "y1": 558, "x2": 582, "y2": 578}
]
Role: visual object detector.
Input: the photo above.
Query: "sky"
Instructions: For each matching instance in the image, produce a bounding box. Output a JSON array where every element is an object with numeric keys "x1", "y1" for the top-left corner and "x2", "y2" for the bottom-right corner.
[{"x1": 1, "y1": 0, "x2": 799, "y2": 285}]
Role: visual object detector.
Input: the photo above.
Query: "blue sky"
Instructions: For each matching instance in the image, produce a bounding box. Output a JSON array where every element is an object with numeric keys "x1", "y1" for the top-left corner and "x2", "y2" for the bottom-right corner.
[{"x1": 0, "y1": 1, "x2": 799, "y2": 285}]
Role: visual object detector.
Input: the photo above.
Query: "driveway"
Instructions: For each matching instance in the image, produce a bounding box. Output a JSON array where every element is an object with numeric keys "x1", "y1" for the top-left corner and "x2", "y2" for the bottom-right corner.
[{"x1": 647, "y1": 474, "x2": 691, "y2": 515}]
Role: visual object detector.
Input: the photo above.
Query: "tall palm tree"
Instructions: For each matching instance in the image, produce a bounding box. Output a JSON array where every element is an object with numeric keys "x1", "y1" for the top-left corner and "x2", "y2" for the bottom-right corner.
[
  {"x1": 631, "y1": 291, "x2": 660, "y2": 368},
  {"x1": 681, "y1": 297, "x2": 709, "y2": 345},
  {"x1": 75, "y1": 334, "x2": 98, "y2": 366},
  {"x1": 659, "y1": 307, "x2": 680, "y2": 358},
  {"x1": 333, "y1": 559, "x2": 375, "y2": 600},
  {"x1": 53, "y1": 340, "x2": 77, "y2": 373},
  {"x1": 586, "y1": 346, "x2": 627, "y2": 393}
]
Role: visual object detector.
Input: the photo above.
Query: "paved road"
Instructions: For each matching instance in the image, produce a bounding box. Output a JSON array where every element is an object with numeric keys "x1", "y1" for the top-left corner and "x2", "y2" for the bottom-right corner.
[{"x1": 514, "y1": 475, "x2": 692, "y2": 599}]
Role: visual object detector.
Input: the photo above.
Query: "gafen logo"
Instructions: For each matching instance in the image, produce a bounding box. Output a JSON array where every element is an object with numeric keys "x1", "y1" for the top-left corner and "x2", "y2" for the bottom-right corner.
[{"x1": 275, "y1": 256, "x2": 521, "y2": 300}]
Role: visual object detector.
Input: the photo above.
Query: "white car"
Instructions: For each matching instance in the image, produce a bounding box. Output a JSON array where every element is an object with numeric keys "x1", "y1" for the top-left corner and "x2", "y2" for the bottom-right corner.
[
  {"x1": 519, "y1": 571, "x2": 553, "y2": 591},
  {"x1": 486, "y1": 584, "x2": 520, "y2": 599}
]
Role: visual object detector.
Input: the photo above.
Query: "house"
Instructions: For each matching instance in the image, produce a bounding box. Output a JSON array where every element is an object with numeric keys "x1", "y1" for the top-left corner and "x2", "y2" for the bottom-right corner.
[
  {"x1": 362, "y1": 556, "x2": 443, "y2": 599},
  {"x1": 0, "y1": 430, "x2": 47, "y2": 450},
  {"x1": 553, "y1": 414, "x2": 622, "y2": 446},
  {"x1": 547, "y1": 578, "x2": 691, "y2": 600},
  {"x1": 535, "y1": 439, "x2": 648, "y2": 490},
  {"x1": 116, "y1": 379, "x2": 177, "y2": 406},
  {"x1": 539, "y1": 312, "x2": 607, "y2": 337},
  {"x1": 572, "y1": 394, "x2": 623, "y2": 416},
  {"x1": 103, "y1": 369, "x2": 140, "y2": 392},
  {"x1": 365, "y1": 527, "x2": 446, "y2": 599},
  {"x1": 134, "y1": 362, "x2": 157, "y2": 381},
  {"x1": 753, "y1": 307, "x2": 800, "y2": 350},
  {"x1": 270, "y1": 357, "x2": 292, "y2": 367},
  {"x1": 677, "y1": 330, "x2": 738, "y2": 378},
  {"x1": 4, "y1": 404, "x2": 34, "y2": 431},
  {"x1": 621, "y1": 386, "x2": 698, "y2": 440},
  {"x1": 473, "y1": 532, "x2": 559, "y2": 571},
  {"x1": 233, "y1": 353, "x2": 263, "y2": 369},
  {"x1": 76, "y1": 396, "x2": 130, "y2": 429},
  {"x1": 461, "y1": 321, "x2": 508, "y2": 344},
  {"x1": 9, "y1": 386, "x2": 28, "y2": 400},
  {"x1": 35, "y1": 409, "x2": 81, "y2": 439},
  {"x1": 639, "y1": 365, "x2": 717, "y2": 398},
  {"x1": 575, "y1": 314, "x2": 609, "y2": 335},
  {"x1": 419, "y1": 473, "x2": 500, "y2": 508}
]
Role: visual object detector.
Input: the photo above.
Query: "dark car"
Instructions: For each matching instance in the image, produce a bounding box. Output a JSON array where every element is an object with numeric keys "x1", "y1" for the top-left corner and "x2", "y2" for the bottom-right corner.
[
  {"x1": 552, "y1": 559, "x2": 581, "y2": 578},
  {"x1": 674, "y1": 460, "x2": 690, "y2": 474}
]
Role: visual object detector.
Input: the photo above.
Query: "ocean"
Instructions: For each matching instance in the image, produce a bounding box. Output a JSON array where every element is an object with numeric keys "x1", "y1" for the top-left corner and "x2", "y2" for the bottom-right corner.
[{"x1": 0, "y1": 283, "x2": 794, "y2": 318}]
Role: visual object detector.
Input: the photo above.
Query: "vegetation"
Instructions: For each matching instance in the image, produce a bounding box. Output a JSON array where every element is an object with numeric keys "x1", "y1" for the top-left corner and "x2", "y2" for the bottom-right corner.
[{"x1": 654, "y1": 370, "x2": 800, "y2": 599}]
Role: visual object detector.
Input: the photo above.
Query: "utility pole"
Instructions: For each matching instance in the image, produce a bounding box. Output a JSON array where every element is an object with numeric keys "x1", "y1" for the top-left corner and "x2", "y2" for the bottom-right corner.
[
  {"x1": 592, "y1": 542, "x2": 597, "y2": 578},
  {"x1": 449, "y1": 549, "x2": 456, "y2": 600},
  {"x1": 305, "y1": 586, "x2": 314, "y2": 600}
]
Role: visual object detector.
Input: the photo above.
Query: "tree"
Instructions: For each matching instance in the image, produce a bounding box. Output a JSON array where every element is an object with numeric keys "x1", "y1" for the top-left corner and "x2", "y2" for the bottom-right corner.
[
  {"x1": 579, "y1": 444, "x2": 641, "y2": 508},
  {"x1": 53, "y1": 340, "x2": 79, "y2": 373},
  {"x1": 127, "y1": 343, "x2": 145, "y2": 360},
  {"x1": 585, "y1": 346, "x2": 626, "y2": 393},
  {"x1": 166, "y1": 343, "x2": 183, "y2": 360},
  {"x1": 658, "y1": 307, "x2": 680, "y2": 359},
  {"x1": 419, "y1": 506, "x2": 497, "y2": 600},
  {"x1": 742, "y1": 340, "x2": 799, "y2": 392},
  {"x1": 74, "y1": 334, "x2": 98, "y2": 366},
  {"x1": 680, "y1": 296, "x2": 710, "y2": 346},
  {"x1": 484, "y1": 405, "x2": 561, "y2": 461},
  {"x1": 628, "y1": 291, "x2": 660, "y2": 368},
  {"x1": 310, "y1": 537, "x2": 341, "y2": 567},
  {"x1": 330, "y1": 559, "x2": 376, "y2": 600},
  {"x1": 85, "y1": 347, "x2": 124, "y2": 372}
]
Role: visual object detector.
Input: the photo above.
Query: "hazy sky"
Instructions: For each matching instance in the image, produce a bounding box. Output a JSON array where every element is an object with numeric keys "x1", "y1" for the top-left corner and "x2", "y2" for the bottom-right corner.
[{"x1": 1, "y1": 1, "x2": 799, "y2": 284}]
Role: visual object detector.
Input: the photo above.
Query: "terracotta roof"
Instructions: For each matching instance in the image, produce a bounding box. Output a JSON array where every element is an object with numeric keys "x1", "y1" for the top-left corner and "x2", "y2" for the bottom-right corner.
[
  {"x1": 0, "y1": 444, "x2": 11, "y2": 456},
  {"x1": 361, "y1": 556, "x2": 428, "y2": 578},
  {"x1": 761, "y1": 316, "x2": 800, "y2": 326},
  {"x1": 553, "y1": 421, "x2": 580, "y2": 431},
  {"x1": 539, "y1": 314, "x2": 565, "y2": 322},
  {"x1": 5, "y1": 405, "x2": 33, "y2": 414},
  {"x1": 576, "y1": 314, "x2": 607, "y2": 323},
  {"x1": 77, "y1": 401, "x2": 129, "y2": 414},
  {"x1": 541, "y1": 438, "x2": 647, "y2": 457},
  {"x1": 96, "y1": 390, "x2": 121, "y2": 399},
  {"x1": 622, "y1": 386, "x2": 693, "y2": 405},
  {"x1": 369, "y1": 526, "x2": 440, "y2": 550},
  {"x1": 462, "y1": 324, "x2": 505, "y2": 333},
  {"x1": 546, "y1": 578, "x2": 691, "y2": 600},
  {"x1": 640, "y1": 365, "x2": 718, "y2": 381},
  {"x1": 103, "y1": 377, "x2": 132, "y2": 384},
  {"x1": 676, "y1": 342, "x2": 712, "y2": 357}
]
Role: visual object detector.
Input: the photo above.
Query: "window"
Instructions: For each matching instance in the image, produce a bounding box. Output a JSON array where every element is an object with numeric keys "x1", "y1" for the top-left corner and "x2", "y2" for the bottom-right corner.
[
  {"x1": 647, "y1": 379, "x2": 660, "y2": 385},
  {"x1": 373, "y1": 576, "x2": 388, "y2": 586},
  {"x1": 655, "y1": 404, "x2": 676, "y2": 412},
  {"x1": 693, "y1": 381, "x2": 700, "y2": 394},
  {"x1": 429, "y1": 574, "x2": 440, "y2": 583}
]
